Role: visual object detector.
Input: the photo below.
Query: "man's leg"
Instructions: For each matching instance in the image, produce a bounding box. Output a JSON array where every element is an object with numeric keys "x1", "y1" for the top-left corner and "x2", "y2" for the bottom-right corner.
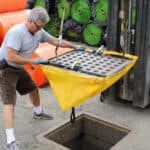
[
  {"x1": 0, "y1": 67, "x2": 18, "y2": 146},
  {"x1": 3, "y1": 104, "x2": 14, "y2": 128},
  {"x1": 29, "y1": 87, "x2": 53, "y2": 120},
  {"x1": 29, "y1": 88, "x2": 43, "y2": 115},
  {"x1": 29, "y1": 87, "x2": 40, "y2": 107},
  {"x1": 17, "y1": 69, "x2": 53, "y2": 120},
  {"x1": 3, "y1": 104, "x2": 16, "y2": 144},
  {"x1": 2, "y1": 104, "x2": 20, "y2": 150}
]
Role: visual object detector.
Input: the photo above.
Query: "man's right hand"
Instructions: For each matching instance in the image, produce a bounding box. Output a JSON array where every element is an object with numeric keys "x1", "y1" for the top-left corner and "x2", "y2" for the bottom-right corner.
[{"x1": 30, "y1": 58, "x2": 49, "y2": 64}]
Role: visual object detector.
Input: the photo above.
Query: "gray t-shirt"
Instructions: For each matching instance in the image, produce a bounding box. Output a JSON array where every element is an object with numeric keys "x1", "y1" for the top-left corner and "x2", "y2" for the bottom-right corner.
[{"x1": 0, "y1": 23, "x2": 53, "y2": 68}]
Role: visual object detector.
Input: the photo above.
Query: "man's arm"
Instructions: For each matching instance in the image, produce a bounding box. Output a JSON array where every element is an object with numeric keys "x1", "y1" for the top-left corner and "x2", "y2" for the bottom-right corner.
[
  {"x1": 48, "y1": 37, "x2": 74, "y2": 49},
  {"x1": 7, "y1": 47, "x2": 33, "y2": 64},
  {"x1": 7, "y1": 47, "x2": 49, "y2": 65}
]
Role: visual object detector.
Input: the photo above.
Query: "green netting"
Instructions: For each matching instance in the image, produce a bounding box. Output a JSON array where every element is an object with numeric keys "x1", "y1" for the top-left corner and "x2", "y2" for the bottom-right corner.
[
  {"x1": 83, "y1": 23, "x2": 102, "y2": 45},
  {"x1": 76, "y1": 0, "x2": 87, "y2": 1},
  {"x1": 131, "y1": 7, "x2": 136, "y2": 26},
  {"x1": 56, "y1": 0, "x2": 70, "y2": 20},
  {"x1": 44, "y1": 18, "x2": 59, "y2": 37},
  {"x1": 94, "y1": 0, "x2": 108, "y2": 23},
  {"x1": 34, "y1": 0, "x2": 46, "y2": 8},
  {"x1": 63, "y1": 19, "x2": 83, "y2": 41},
  {"x1": 67, "y1": 29, "x2": 79, "y2": 40},
  {"x1": 71, "y1": 0, "x2": 91, "y2": 24}
]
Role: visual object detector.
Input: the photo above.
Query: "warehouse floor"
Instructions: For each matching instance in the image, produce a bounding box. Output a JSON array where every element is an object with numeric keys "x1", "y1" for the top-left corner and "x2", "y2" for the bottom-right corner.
[{"x1": 0, "y1": 84, "x2": 150, "y2": 150}]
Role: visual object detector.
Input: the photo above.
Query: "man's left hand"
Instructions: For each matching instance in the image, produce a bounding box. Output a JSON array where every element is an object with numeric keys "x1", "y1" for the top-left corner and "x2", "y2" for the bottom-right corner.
[
  {"x1": 31, "y1": 58, "x2": 49, "y2": 64},
  {"x1": 74, "y1": 45, "x2": 85, "y2": 51}
]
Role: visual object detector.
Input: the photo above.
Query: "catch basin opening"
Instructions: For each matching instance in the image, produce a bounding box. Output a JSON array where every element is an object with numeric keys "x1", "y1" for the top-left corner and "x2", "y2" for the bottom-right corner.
[{"x1": 44, "y1": 114, "x2": 130, "y2": 150}]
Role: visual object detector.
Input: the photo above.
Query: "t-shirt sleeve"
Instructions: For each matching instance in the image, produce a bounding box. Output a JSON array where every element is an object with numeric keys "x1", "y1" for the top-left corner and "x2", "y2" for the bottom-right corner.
[
  {"x1": 40, "y1": 29, "x2": 53, "y2": 42},
  {"x1": 6, "y1": 29, "x2": 22, "y2": 51}
]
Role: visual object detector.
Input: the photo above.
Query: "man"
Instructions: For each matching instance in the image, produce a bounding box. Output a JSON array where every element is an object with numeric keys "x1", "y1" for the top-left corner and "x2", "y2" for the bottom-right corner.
[{"x1": 0, "y1": 7, "x2": 84, "y2": 150}]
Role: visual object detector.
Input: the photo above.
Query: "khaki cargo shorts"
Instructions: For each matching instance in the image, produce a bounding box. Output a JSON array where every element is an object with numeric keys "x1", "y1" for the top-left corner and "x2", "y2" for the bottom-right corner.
[{"x1": 0, "y1": 62, "x2": 37, "y2": 105}]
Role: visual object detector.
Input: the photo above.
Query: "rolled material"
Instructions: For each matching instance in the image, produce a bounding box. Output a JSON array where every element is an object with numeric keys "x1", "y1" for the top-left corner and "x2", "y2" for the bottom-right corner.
[
  {"x1": 0, "y1": 10, "x2": 30, "y2": 45},
  {"x1": 0, "y1": 0, "x2": 27, "y2": 13},
  {"x1": 56, "y1": 0, "x2": 70, "y2": 20},
  {"x1": 35, "y1": 43, "x2": 73, "y2": 59},
  {"x1": 71, "y1": 0, "x2": 91, "y2": 24},
  {"x1": 92, "y1": 0, "x2": 109, "y2": 26},
  {"x1": 24, "y1": 52, "x2": 48, "y2": 87},
  {"x1": 44, "y1": 18, "x2": 59, "y2": 37},
  {"x1": 83, "y1": 23, "x2": 103, "y2": 46}
]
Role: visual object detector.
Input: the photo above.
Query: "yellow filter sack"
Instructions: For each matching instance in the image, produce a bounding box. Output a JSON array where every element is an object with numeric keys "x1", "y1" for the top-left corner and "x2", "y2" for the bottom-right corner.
[{"x1": 41, "y1": 50, "x2": 138, "y2": 111}]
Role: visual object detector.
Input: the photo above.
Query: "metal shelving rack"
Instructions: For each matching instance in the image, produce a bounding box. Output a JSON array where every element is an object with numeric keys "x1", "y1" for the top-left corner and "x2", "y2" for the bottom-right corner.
[{"x1": 106, "y1": 0, "x2": 150, "y2": 108}]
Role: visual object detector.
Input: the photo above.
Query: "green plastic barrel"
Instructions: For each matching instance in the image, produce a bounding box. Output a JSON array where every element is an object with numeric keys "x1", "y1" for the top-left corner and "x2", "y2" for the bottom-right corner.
[
  {"x1": 131, "y1": 7, "x2": 136, "y2": 26},
  {"x1": 71, "y1": 0, "x2": 91, "y2": 24},
  {"x1": 34, "y1": 0, "x2": 46, "y2": 8},
  {"x1": 93, "y1": 0, "x2": 108, "y2": 25},
  {"x1": 56, "y1": 0, "x2": 70, "y2": 20},
  {"x1": 44, "y1": 18, "x2": 59, "y2": 37},
  {"x1": 83, "y1": 23, "x2": 102, "y2": 45}
]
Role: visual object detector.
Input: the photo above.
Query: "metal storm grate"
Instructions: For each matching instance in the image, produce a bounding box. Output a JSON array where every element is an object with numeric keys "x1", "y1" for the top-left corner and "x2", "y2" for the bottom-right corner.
[{"x1": 48, "y1": 51, "x2": 132, "y2": 77}]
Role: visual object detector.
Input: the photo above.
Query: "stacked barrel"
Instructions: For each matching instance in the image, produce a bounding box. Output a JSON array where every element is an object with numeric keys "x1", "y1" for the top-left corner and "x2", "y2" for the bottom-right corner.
[
  {"x1": 42, "y1": 0, "x2": 109, "y2": 46},
  {"x1": 0, "y1": 0, "x2": 29, "y2": 45},
  {"x1": 27, "y1": 0, "x2": 109, "y2": 46}
]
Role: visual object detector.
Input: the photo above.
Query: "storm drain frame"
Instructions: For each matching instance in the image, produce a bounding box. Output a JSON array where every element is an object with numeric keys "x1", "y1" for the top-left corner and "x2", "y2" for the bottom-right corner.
[
  {"x1": 37, "y1": 113, "x2": 131, "y2": 150},
  {"x1": 47, "y1": 50, "x2": 132, "y2": 77}
]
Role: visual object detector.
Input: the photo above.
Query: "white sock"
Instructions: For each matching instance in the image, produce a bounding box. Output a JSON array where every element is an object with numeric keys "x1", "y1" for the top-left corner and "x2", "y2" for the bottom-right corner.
[
  {"x1": 33, "y1": 105, "x2": 42, "y2": 114},
  {"x1": 6, "y1": 128, "x2": 15, "y2": 144}
]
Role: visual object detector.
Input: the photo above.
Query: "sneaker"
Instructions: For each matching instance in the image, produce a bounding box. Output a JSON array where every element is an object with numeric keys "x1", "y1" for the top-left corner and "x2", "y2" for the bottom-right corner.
[
  {"x1": 33, "y1": 110, "x2": 53, "y2": 120},
  {"x1": 4, "y1": 141, "x2": 19, "y2": 150}
]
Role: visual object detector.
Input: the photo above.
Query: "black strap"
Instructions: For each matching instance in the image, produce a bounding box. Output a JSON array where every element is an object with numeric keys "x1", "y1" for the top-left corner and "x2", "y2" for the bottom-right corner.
[
  {"x1": 70, "y1": 107, "x2": 76, "y2": 123},
  {"x1": 100, "y1": 92, "x2": 105, "y2": 102},
  {"x1": 0, "y1": 60, "x2": 6, "y2": 69},
  {"x1": 3, "y1": 60, "x2": 21, "y2": 70}
]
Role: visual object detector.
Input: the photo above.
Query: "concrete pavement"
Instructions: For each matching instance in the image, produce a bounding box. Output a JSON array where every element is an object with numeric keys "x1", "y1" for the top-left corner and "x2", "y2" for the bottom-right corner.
[{"x1": 1, "y1": 85, "x2": 150, "y2": 150}]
